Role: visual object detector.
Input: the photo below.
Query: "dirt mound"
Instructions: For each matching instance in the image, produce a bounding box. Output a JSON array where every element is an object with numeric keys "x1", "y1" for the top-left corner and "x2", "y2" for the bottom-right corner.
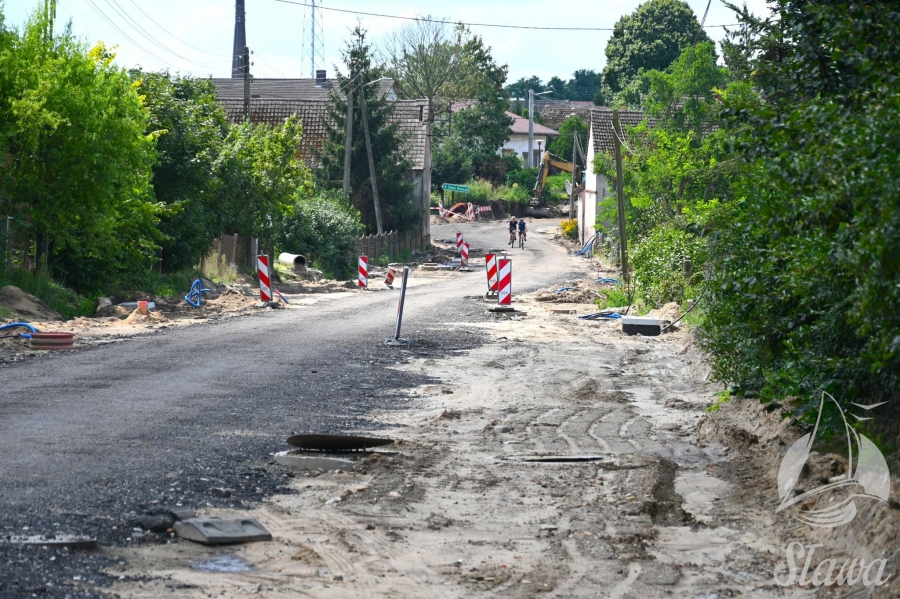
[
  {"x1": 533, "y1": 280, "x2": 601, "y2": 304},
  {"x1": 0, "y1": 286, "x2": 63, "y2": 321}
]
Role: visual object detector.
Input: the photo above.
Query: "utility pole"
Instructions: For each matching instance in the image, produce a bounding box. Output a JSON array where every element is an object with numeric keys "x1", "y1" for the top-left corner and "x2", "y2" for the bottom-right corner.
[
  {"x1": 242, "y1": 46, "x2": 250, "y2": 121},
  {"x1": 569, "y1": 132, "x2": 577, "y2": 220},
  {"x1": 342, "y1": 83, "x2": 354, "y2": 196},
  {"x1": 527, "y1": 89, "x2": 534, "y2": 167},
  {"x1": 612, "y1": 110, "x2": 629, "y2": 284},
  {"x1": 358, "y1": 84, "x2": 384, "y2": 235}
]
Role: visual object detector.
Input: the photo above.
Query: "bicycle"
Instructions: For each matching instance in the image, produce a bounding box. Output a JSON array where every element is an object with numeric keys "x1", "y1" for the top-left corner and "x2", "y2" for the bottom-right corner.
[
  {"x1": 509, "y1": 229, "x2": 517, "y2": 247},
  {"x1": 518, "y1": 230, "x2": 525, "y2": 249}
]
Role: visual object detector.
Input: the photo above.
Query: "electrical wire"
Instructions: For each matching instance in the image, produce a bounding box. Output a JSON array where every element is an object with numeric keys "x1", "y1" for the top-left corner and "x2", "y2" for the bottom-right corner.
[
  {"x1": 252, "y1": 52, "x2": 285, "y2": 78},
  {"x1": 84, "y1": 0, "x2": 183, "y2": 71},
  {"x1": 127, "y1": 0, "x2": 229, "y2": 58},
  {"x1": 103, "y1": 0, "x2": 220, "y2": 69},
  {"x1": 273, "y1": 0, "x2": 737, "y2": 32}
]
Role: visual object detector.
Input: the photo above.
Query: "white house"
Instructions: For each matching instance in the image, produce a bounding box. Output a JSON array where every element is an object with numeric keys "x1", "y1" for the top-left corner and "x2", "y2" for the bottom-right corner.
[
  {"x1": 579, "y1": 108, "x2": 647, "y2": 245},
  {"x1": 503, "y1": 112, "x2": 560, "y2": 167}
]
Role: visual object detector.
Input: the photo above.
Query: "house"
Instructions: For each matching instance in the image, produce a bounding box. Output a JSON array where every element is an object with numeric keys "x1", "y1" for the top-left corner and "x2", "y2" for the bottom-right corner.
[
  {"x1": 578, "y1": 108, "x2": 647, "y2": 245},
  {"x1": 503, "y1": 111, "x2": 559, "y2": 167},
  {"x1": 213, "y1": 76, "x2": 431, "y2": 239}
]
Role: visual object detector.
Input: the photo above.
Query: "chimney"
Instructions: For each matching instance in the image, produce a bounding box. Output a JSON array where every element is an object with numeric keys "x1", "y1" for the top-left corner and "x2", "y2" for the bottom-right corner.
[
  {"x1": 231, "y1": 1, "x2": 247, "y2": 79},
  {"x1": 315, "y1": 70, "x2": 327, "y2": 86}
]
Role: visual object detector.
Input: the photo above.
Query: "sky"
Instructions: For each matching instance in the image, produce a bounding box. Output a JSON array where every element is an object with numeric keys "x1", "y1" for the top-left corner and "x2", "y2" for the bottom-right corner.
[{"x1": 4, "y1": 0, "x2": 771, "y2": 84}]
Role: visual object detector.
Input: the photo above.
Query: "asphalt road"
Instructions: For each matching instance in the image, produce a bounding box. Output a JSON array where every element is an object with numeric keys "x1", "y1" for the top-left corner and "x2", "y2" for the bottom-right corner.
[{"x1": 0, "y1": 220, "x2": 583, "y2": 597}]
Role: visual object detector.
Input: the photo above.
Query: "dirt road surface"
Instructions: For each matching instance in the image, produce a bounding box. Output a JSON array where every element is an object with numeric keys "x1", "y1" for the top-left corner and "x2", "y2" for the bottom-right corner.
[{"x1": 1, "y1": 221, "x2": 884, "y2": 598}]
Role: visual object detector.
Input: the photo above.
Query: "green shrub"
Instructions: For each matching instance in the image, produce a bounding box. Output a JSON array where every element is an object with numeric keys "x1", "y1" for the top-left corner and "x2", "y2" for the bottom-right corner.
[
  {"x1": 496, "y1": 184, "x2": 530, "y2": 205},
  {"x1": 505, "y1": 167, "x2": 538, "y2": 190},
  {"x1": 462, "y1": 178, "x2": 494, "y2": 204},
  {"x1": 276, "y1": 189, "x2": 364, "y2": 279},
  {"x1": 0, "y1": 267, "x2": 94, "y2": 320},
  {"x1": 630, "y1": 226, "x2": 705, "y2": 308}
]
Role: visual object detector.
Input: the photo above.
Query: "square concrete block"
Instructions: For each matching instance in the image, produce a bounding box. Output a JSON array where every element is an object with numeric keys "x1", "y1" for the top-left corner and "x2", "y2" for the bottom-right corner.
[{"x1": 174, "y1": 517, "x2": 272, "y2": 545}]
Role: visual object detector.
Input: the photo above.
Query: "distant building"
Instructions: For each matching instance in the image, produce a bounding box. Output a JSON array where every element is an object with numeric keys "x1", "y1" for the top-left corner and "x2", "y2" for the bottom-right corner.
[
  {"x1": 504, "y1": 112, "x2": 559, "y2": 168},
  {"x1": 211, "y1": 75, "x2": 430, "y2": 237}
]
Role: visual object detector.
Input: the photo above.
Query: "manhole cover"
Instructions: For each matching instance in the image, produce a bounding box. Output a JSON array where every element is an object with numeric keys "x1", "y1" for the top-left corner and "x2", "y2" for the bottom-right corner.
[{"x1": 286, "y1": 434, "x2": 394, "y2": 452}]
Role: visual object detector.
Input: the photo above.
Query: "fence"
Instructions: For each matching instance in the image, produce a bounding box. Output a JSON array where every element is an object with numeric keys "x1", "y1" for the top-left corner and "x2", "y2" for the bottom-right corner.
[
  {"x1": 354, "y1": 228, "x2": 429, "y2": 261},
  {"x1": 1, "y1": 216, "x2": 31, "y2": 271},
  {"x1": 200, "y1": 234, "x2": 258, "y2": 278}
]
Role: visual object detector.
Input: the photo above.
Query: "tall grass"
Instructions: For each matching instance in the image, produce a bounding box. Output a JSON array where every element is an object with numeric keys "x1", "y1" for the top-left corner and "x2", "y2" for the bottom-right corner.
[{"x1": 0, "y1": 268, "x2": 94, "y2": 319}]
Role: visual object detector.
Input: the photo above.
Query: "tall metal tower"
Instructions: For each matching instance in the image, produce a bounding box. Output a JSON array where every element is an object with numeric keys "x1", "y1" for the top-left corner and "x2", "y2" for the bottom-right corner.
[
  {"x1": 300, "y1": 0, "x2": 324, "y2": 79},
  {"x1": 231, "y1": 0, "x2": 247, "y2": 79}
]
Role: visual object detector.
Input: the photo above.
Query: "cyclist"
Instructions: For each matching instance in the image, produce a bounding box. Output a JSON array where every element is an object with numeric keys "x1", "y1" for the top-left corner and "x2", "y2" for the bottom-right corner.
[
  {"x1": 507, "y1": 217, "x2": 518, "y2": 246},
  {"x1": 516, "y1": 218, "x2": 527, "y2": 246}
]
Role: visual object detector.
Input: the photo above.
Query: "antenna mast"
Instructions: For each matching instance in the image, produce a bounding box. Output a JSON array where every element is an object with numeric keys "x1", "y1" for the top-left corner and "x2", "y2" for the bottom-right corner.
[{"x1": 301, "y1": 0, "x2": 324, "y2": 78}]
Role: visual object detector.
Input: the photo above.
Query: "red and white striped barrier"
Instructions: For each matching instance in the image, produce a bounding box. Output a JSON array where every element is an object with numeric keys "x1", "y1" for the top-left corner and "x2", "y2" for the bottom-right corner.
[
  {"x1": 384, "y1": 267, "x2": 397, "y2": 288},
  {"x1": 358, "y1": 255, "x2": 368, "y2": 288},
  {"x1": 460, "y1": 242, "x2": 469, "y2": 267},
  {"x1": 257, "y1": 255, "x2": 273, "y2": 302},
  {"x1": 497, "y1": 259, "x2": 511, "y2": 306},
  {"x1": 485, "y1": 253, "x2": 498, "y2": 292},
  {"x1": 456, "y1": 232, "x2": 464, "y2": 253},
  {"x1": 438, "y1": 199, "x2": 446, "y2": 217},
  {"x1": 466, "y1": 203, "x2": 475, "y2": 221}
]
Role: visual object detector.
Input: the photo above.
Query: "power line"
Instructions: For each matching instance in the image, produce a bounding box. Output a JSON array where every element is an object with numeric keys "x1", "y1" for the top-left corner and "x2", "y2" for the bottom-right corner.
[
  {"x1": 253, "y1": 52, "x2": 285, "y2": 78},
  {"x1": 273, "y1": 0, "x2": 738, "y2": 32},
  {"x1": 102, "y1": 0, "x2": 219, "y2": 69},
  {"x1": 127, "y1": 0, "x2": 229, "y2": 58},
  {"x1": 83, "y1": 0, "x2": 183, "y2": 71}
]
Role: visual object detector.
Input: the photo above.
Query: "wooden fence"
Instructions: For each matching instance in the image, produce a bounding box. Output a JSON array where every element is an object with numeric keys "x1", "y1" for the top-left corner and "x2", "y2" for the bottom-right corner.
[
  {"x1": 354, "y1": 228, "x2": 429, "y2": 261},
  {"x1": 201, "y1": 234, "x2": 257, "y2": 277}
]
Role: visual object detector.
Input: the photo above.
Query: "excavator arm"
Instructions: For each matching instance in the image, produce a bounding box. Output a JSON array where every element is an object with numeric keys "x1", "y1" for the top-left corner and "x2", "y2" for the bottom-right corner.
[{"x1": 532, "y1": 152, "x2": 581, "y2": 203}]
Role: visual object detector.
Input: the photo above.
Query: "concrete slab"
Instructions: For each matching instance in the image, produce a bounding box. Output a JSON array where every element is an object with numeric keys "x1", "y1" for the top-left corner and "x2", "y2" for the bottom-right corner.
[
  {"x1": 274, "y1": 451, "x2": 357, "y2": 471},
  {"x1": 174, "y1": 516, "x2": 272, "y2": 545}
]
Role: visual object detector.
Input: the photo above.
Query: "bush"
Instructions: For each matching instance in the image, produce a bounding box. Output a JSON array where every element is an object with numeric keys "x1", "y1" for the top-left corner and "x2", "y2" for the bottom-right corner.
[
  {"x1": 276, "y1": 189, "x2": 363, "y2": 279},
  {"x1": 630, "y1": 226, "x2": 705, "y2": 308},
  {"x1": 505, "y1": 167, "x2": 538, "y2": 190},
  {"x1": 496, "y1": 184, "x2": 530, "y2": 205},
  {"x1": 560, "y1": 219, "x2": 579, "y2": 241},
  {"x1": 462, "y1": 178, "x2": 494, "y2": 204}
]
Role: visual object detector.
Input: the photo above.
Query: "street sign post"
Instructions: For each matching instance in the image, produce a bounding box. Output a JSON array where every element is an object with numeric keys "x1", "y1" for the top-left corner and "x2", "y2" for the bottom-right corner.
[{"x1": 442, "y1": 183, "x2": 470, "y2": 193}]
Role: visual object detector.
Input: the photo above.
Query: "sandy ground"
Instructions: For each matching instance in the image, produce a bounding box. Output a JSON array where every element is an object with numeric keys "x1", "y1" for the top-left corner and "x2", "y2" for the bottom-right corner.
[{"x1": 100, "y1": 280, "x2": 830, "y2": 598}]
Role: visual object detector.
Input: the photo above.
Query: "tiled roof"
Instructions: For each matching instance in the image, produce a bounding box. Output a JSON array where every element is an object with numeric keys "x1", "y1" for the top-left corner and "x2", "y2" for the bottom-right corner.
[
  {"x1": 538, "y1": 103, "x2": 595, "y2": 131},
  {"x1": 212, "y1": 78, "x2": 399, "y2": 102},
  {"x1": 507, "y1": 111, "x2": 559, "y2": 136},
  {"x1": 218, "y1": 98, "x2": 428, "y2": 169},
  {"x1": 588, "y1": 108, "x2": 649, "y2": 156}
]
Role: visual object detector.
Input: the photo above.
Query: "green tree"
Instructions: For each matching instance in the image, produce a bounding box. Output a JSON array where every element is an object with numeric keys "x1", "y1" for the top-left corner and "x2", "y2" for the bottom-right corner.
[
  {"x1": 505, "y1": 75, "x2": 542, "y2": 100},
  {"x1": 601, "y1": 0, "x2": 712, "y2": 101},
  {"x1": 319, "y1": 26, "x2": 415, "y2": 234},
  {"x1": 215, "y1": 115, "x2": 313, "y2": 240},
  {"x1": 0, "y1": 12, "x2": 159, "y2": 291},
  {"x1": 568, "y1": 69, "x2": 602, "y2": 102},
  {"x1": 134, "y1": 71, "x2": 230, "y2": 272},
  {"x1": 548, "y1": 116, "x2": 588, "y2": 165},
  {"x1": 700, "y1": 0, "x2": 900, "y2": 428}
]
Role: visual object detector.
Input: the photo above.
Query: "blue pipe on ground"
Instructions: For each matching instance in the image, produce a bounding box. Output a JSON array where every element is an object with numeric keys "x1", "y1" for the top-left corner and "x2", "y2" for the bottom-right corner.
[
  {"x1": 184, "y1": 279, "x2": 212, "y2": 308},
  {"x1": 0, "y1": 322, "x2": 38, "y2": 338}
]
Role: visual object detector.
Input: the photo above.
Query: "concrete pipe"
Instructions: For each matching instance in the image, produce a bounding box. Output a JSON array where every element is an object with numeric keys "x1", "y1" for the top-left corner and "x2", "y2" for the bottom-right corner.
[{"x1": 278, "y1": 252, "x2": 308, "y2": 270}]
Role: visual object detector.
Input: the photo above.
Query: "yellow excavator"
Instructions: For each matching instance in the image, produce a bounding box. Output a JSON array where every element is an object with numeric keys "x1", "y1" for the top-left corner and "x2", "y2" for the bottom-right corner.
[{"x1": 527, "y1": 152, "x2": 584, "y2": 214}]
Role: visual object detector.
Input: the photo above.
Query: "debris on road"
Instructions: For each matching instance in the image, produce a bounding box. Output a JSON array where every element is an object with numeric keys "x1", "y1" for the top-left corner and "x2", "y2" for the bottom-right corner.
[{"x1": 174, "y1": 516, "x2": 272, "y2": 545}]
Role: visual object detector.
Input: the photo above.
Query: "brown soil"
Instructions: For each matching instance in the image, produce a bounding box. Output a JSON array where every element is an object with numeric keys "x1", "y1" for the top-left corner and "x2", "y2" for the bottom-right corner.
[{"x1": 0, "y1": 285, "x2": 63, "y2": 321}]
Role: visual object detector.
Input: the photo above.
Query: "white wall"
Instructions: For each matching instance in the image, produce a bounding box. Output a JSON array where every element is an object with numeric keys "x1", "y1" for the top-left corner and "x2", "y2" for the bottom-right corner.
[
  {"x1": 581, "y1": 123, "x2": 608, "y2": 244},
  {"x1": 504, "y1": 134, "x2": 552, "y2": 167}
]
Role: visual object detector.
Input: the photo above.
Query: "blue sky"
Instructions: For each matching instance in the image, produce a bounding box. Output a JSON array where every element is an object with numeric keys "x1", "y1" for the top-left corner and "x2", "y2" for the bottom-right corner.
[{"x1": 4, "y1": 0, "x2": 770, "y2": 83}]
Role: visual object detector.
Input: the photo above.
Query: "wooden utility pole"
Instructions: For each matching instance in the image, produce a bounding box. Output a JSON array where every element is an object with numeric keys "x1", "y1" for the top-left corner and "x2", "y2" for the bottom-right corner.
[
  {"x1": 612, "y1": 110, "x2": 629, "y2": 283},
  {"x1": 358, "y1": 84, "x2": 384, "y2": 235},
  {"x1": 242, "y1": 46, "x2": 251, "y2": 121},
  {"x1": 569, "y1": 132, "x2": 577, "y2": 221},
  {"x1": 342, "y1": 84, "x2": 354, "y2": 196}
]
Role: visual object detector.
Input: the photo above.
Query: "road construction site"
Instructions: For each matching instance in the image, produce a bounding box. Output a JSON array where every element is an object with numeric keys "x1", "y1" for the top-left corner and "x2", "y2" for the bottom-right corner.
[{"x1": 1, "y1": 220, "x2": 898, "y2": 598}]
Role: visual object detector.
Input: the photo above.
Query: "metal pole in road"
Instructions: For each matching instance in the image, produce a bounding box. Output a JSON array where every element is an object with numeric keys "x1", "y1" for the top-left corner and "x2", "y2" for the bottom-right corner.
[{"x1": 394, "y1": 266, "x2": 409, "y2": 341}]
